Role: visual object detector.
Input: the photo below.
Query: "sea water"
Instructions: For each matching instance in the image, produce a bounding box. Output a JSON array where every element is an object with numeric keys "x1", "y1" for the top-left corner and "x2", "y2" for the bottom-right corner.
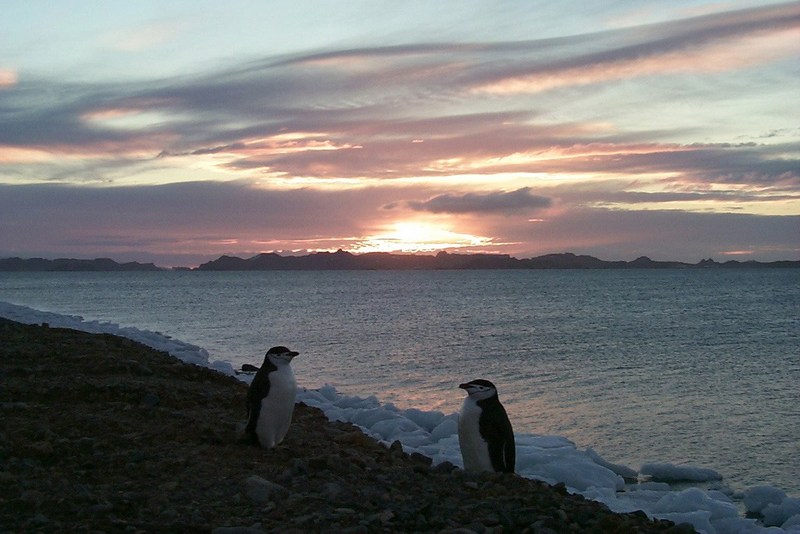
[{"x1": 1, "y1": 268, "x2": 798, "y2": 498}]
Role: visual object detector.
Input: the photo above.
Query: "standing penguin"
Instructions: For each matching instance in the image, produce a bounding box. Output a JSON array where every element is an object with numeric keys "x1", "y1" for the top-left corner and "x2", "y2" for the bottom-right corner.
[
  {"x1": 245, "y1": 346, "x2": 299, "y2": 448},
  {"x1": 458, "y1": 379, "x2": 515, "y2": 473}
]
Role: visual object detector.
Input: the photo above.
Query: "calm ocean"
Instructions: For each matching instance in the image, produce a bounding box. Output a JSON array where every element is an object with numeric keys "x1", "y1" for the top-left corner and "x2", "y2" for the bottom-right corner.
[{"x1": 1, "y1": 269, "x2": 798, "y2": 496}]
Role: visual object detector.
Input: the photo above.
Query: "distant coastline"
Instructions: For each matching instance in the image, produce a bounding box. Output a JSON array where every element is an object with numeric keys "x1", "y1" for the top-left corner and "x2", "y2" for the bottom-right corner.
[
  {"x1": 0, "y1": 257, "x2": 161, "y2": 272},
  {"x1": 1, "y1": 251, "x2": 798, "y2": 272}
]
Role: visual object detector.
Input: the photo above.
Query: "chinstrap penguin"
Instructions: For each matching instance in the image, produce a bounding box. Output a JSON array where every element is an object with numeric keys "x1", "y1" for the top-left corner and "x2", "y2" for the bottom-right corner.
[
  {"x1": 245, "y1": 346, "x2": 299, "y2": 448},
  {"x1": 458, "y1": 379, "x2": 515, "y2": 473}
]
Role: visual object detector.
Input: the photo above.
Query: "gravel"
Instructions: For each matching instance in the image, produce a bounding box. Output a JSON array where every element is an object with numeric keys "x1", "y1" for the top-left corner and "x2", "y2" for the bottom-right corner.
[{"x1": 0, "y1": 319, "x2": 695, "y2": 533}]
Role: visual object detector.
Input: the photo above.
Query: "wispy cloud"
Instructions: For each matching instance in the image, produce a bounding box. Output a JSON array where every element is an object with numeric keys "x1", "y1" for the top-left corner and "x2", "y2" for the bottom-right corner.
[
  {"x1": 470, "y1": 3, "x2": 800, "y2": 94},
  {"x1": 400, "y1": 187, "x2": 552, "y2": 215},
  {"x1": 103, "y1": 20, "x2": 184, "y2": 52}
]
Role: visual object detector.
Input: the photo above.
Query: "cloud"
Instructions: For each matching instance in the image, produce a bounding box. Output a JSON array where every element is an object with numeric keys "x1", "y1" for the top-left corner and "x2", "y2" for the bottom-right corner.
[
  {"x1": 0, "y1": 69, "x2": 18, "y2": 87},
  {"x1": 403, "y1": 187, "x2": 552, "y2": 214},
  {"x1": 492, "y1": 206, "x2": 800, "y2": 262},
  {"x1": 469, "y1": 3, "x2": 800, "y2": 94},
  {"x1": 104, "y1": 20, "x2": 184, "y2": 52},
  {"x1": 517, "y1": 143, "x2": 800, "y2": 187},
  {"x1": 4, "y1": 4, "x2": 796, "y2": 140},
  {"x1": 0, "y1": 180, "x2": 434, "y2": 252},
  {"x1": 536, "y1": 181, "x2": 800, "y2": 214}
]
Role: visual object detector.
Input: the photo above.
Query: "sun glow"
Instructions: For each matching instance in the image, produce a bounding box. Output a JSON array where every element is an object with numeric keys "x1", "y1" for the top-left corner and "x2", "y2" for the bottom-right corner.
[
  {"x1": 0, "y1": 68, "x2": 18, "y2": 87},
  {"x1": 354, "y1": 221, "x2": 492, "y2": 253}
]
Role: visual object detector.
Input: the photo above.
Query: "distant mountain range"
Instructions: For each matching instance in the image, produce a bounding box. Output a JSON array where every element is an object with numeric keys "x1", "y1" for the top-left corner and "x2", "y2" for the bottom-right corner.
[
  {"x1": 0, "y1": 257, "x2": 161, "y2": 272},
  {"x1": 195, "y1": 251, "x2": 799, "y2": 270},
  {"x1": 1, "y1": 251, "x2": 798, "y2": 272}
]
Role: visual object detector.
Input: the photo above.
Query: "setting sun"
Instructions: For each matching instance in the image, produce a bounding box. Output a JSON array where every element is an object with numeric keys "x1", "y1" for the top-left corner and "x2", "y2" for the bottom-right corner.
[{"x1": 355, "y1": 221, "x2": 492, "y2": 253}]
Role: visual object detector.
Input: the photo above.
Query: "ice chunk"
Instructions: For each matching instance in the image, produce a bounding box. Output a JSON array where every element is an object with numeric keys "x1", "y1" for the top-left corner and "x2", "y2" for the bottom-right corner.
[
  {"x1": 586, "y1": 447, "x2": 638, "y2": 479},
  {"x1": 763, "y1": 498, "x2": 800, "y2": 528},
  {"x1": 641, "y1": 462, "x2": 723, "y2": 482},
  {"x1": 744, "y1": 486, "x2": 788, "y2": 515}
]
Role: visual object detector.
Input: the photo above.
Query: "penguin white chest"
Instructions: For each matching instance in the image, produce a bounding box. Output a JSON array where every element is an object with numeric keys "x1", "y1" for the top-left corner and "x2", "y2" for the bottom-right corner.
[
  {"x1": 255, "y1": 365, "x2": 297, "y2": 448},
  {"x1": 458, "y1": 397, "x2": 494, "y2": 472}
]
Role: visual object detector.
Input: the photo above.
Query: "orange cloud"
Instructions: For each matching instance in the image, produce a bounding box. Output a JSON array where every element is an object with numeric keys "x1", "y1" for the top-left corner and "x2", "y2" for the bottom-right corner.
[
  {"x1": 0, "y1": 69, "x2": 18, "y2": 87},
  {"x1": 0, "y1": 145, "x2": 55, "y2": 164}
]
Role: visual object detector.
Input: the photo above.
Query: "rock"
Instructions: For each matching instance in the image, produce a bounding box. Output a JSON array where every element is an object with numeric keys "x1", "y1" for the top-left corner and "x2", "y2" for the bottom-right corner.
[
  {"x1": 290, "y1": 458, "x2": 309, "y2": 475},
  {"x1": 20, "y1": 489, "x2": 46, "y2": 505},
  {"x1": 333, "y1": 430, "x2": 374, "y2": 447},
  {"x1": 432, "y1": 460, "x2": 458, "y2": 474},
  {"x1": 88, "y1": 502, "x2": 113, "y2": 513},
  {"x1": 212, "y1": 527, "x2": 266, "y2": 534},
  {"x1": 140, "y1": 392, "x2": 160, "y2": 407},
  {"x1": 410, "y1": 451, "x2": 432, "y2": 465},
  {"x1": 29, "y1": 440, "x2": 54, "y2": 456},
  {"x1": 243, "y1": 475, "x2": 289, "y2": 504},
  {"x1": 307, "y1": 456, "x2": 327, "y2": 470},
  {"x1": 664, "y1": 523, "x2": 698, "y2": 534},
  {"x1": 30, "y1": 513, "x2": 50, "y2": 525},
  {"x1": 322, "y1": 482, "x2": 343, "y2": 499},
  {"x1": 123, "y1": 359, "x2": 153, "y2": 376}
]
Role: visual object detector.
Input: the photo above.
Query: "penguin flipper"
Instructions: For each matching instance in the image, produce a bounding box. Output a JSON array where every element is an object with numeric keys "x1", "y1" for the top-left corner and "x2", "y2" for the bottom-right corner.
[
  {"x1": 244, "y1": 394, "x2": 263, "y2": 441},
  {"x1": 487, "y1": 434, "x2": 515, "y2": 473},
  {"x1": 484, "y1": 409, "x2": 515, "y2": 473},
  {"x1": 502, "y1": 433, "x2": 516, "y2": 473},
  {"x1": 244, "y1": 363, "x2": 274, "y2": 442}
]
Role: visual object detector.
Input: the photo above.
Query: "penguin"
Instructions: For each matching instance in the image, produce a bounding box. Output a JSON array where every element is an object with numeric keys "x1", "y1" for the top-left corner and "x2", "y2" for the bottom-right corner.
[
  {"x1": 457, "y1": 379, "x2": 515, "y2": 473},
  {"x1": 244, "y1": 346, "x2": 299, "y2": 448}
]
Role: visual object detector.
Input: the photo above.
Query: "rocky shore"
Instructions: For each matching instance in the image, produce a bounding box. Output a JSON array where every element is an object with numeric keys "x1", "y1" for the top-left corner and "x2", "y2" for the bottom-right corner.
[{"x1": 0, "y1": 319, "x2": 694, "y2": 533}]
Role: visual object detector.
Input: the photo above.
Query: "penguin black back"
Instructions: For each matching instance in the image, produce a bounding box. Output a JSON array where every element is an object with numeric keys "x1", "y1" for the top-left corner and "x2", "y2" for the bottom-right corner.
[{"x1": 476, "y1": 389, "x2": 515, "y2": 473}]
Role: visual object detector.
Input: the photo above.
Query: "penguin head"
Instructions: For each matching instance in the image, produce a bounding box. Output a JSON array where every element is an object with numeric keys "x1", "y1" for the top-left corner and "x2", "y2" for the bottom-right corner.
[
  {"x1": 264, "y1": 346, "x2": 299, "y2": 365},
  {"x1": 459, "y1": 379, "x2": 498, "y2": 401}
]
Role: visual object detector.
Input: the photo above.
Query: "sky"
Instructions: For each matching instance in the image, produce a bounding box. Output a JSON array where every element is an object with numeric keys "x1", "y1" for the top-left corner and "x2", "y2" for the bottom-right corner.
[{"x1": 1, "y1": 1, "x2": 798, "y2": 267}]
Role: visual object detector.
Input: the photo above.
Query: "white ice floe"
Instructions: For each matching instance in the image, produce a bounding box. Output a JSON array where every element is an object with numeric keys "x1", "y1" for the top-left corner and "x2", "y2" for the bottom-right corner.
[
  {"x1": 641, "y1": 462, "x2": 724, "y2": 482},
  {"x1": 745, "y1": 486, "x2": 790, "y2": 515},
  {"x1": 0, "y1": 301, "x2": 235, "y2": 374},
  {"x1": 3, "y1": 300, "x2": 799, "y2": 534}
]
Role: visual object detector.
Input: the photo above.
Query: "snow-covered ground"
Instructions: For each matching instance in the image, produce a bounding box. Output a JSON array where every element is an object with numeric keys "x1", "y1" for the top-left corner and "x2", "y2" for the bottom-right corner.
[{"x1": 3, "y1": 301, "x2": 798, "y2": 534}]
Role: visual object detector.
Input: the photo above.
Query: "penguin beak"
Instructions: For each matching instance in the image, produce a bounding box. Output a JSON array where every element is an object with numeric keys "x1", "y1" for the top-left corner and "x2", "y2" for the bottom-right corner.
[
  {"x1": 458, "y1": 383, "x2": 469, "y2": 390},
  {"x1": 272, "y1": 351, "x2": 298, "y2": 363}
]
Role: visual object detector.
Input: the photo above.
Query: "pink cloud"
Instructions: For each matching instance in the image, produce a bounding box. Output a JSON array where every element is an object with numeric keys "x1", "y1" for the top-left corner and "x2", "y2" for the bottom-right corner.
[
  {"x1": 105, "y1": 21, "x2": 183, "y2": 52},
  {"x1": 475, "y1": 28, "x2": 800, "y2": 95},
  {"x1": 0, "y1": 69, "x2": 18, "y2": 88}
]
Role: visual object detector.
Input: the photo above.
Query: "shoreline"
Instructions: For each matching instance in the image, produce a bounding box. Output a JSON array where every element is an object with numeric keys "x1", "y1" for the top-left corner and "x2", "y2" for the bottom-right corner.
[{"x1": 0, "y1": 319, "x2": 691, "y2": 532}]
